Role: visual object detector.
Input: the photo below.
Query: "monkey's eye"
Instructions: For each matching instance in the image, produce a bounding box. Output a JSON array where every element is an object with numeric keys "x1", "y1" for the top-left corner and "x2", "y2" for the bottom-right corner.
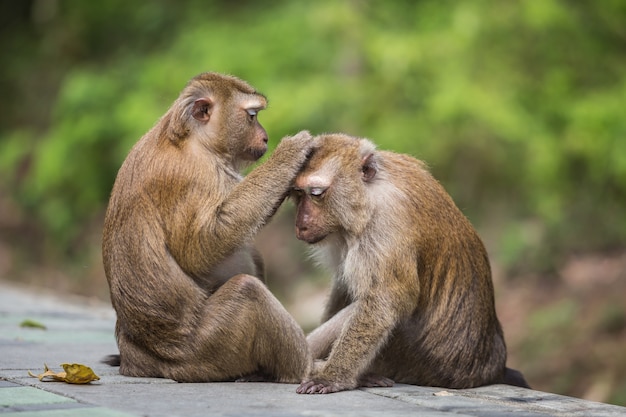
[
  {"x1": 246, "y1": 109, "x2": 258, "y2": 121},
  {"x1": 309, "y1": 187, "x2": 326, "y2": 199}
]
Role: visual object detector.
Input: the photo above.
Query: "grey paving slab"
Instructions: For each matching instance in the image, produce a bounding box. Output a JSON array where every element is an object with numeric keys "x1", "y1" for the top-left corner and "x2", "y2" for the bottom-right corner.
[
  {"x1": 1, "y1": 407, "x2": 135, "y2": 417},
  {"x1": 1, "y1": 281, "x2": 626, "y2": 417},
  {"x1": 0, "y1": 386, "x2": 76, "y2": 406},
  {"x1": 367, "y1": 384, "x2": 626, "y2": 417},
  {"x1": 0, "y1": 384, "x2": 134, "y2": 416}
]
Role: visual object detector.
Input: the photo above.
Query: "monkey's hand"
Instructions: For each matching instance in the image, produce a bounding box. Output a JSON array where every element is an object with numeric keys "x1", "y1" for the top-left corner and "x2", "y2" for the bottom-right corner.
[
  {"x1": 271, "y1": 130, "x2": 315, "y2": 169},
  {"x1": 276, "y1": 130, "x2": 313, "y2": 150},
  {"x1": 296, "y1": 378, "x2": 351, "y2": 394},
  {"x1": 296, "y1": 373, "x2": 394, "y2": 394}
]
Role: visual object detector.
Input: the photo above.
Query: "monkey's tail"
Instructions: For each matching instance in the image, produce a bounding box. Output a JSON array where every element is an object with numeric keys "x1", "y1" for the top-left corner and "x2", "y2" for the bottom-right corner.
[
  {"x1": 503, "y1": 367, "x2": 531, "y2": 388},
  {"x1": 101, "y1": 354, "x2": 121, "y2": 367}
]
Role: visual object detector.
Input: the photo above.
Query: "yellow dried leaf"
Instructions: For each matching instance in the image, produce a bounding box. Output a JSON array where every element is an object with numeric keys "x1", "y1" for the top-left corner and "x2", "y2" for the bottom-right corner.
[
  {"x1": 28, "y1": 363, "x2": 65, "y2": 382},
  {"x1": 60, "y1": 363, "x2": 100, "y2": 384},
  {"x1": 20, "y1": 319, "x2": 47, "y2": 330},
  {"x1": 28, "y1": 363, "x2": 100, "y2": 384}
]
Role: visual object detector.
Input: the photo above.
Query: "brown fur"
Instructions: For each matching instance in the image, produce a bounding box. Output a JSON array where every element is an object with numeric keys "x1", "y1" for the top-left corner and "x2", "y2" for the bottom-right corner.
[
  {"x1": 292, "y1": 133, "x2": 529, "y2": 394},
  {"x1": 102, "y1": 72, "x2": 312, "y2": 383}
]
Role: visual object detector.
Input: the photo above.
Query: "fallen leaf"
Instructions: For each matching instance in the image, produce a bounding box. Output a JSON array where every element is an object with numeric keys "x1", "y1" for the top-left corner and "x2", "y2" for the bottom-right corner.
[
  {"x1": 28, "y1": 363, "x2": 100, "y2": 384},
  {"x1": 20, "y1": 319, "x2": 46, "y2": 330},
  {"x1": 60, "y1": 363, "x2": 100, "y2": 384},
  {"x1": 28, "y1": 363, "x2": 64, "y2": 382}
]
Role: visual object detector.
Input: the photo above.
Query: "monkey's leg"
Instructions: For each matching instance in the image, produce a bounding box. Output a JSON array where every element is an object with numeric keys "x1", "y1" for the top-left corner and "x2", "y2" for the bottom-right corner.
[
  {"x1": 228, "y1": 274, "x2": 311, "y2": 383},
  {"x1": 176, "y1": 274, "x2": 309, "y2": 383}
]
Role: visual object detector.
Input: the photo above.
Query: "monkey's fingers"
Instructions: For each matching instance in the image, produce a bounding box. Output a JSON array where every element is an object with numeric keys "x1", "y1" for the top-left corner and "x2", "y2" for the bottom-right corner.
[
  {"x1": 296, "y1": 380, "x2": 342, "y2": 394},
  {"x1": 297, "y1": 380, "x2": 326, "y2": 394},
  {"x1": 291, "y1": 130, "x2": 312, "y2": 141},
  {"x1": 296, "y1": 380, "x2": 317, "y2": 394}
]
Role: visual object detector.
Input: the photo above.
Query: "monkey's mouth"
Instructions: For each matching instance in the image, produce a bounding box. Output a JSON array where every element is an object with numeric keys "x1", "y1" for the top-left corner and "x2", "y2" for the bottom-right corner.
[
  {"x1": 295, "y1": 228, "x2": 326, "y2": 244},
  {"x1": 245, "y1": 145, "x2": 268, "y2": 161}
]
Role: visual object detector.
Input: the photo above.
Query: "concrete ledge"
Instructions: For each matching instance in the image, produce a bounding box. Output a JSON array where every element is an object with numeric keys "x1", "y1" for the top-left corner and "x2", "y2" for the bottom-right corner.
[{"x1": 1, "y1": 281, "x2": 625, "y2": 417}]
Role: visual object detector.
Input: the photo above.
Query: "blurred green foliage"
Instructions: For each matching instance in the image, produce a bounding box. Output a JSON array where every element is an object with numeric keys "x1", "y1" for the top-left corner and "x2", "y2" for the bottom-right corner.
[{"x1": 1, "y1": 0, "x2": 625, "y2": 270}]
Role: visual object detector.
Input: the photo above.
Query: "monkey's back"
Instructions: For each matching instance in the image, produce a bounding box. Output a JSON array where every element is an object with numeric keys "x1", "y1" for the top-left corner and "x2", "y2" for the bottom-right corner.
[
  {"x1": 102, "y1": 129, "x2": 224, "y2": 366},
  {"x1": 375, "y1": 150, "x2": 507, "y2": 388}
]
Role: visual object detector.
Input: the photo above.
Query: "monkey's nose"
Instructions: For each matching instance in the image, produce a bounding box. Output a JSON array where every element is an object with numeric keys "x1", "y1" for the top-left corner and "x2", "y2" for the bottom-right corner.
[{"x1": 295, "y1": 226, "x2": 307, "y2": 241}]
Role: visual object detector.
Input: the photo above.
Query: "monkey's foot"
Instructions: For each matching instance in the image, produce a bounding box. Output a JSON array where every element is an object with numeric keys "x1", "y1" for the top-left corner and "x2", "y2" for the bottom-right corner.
[
  {"x1": 358, "y1": 374, "x2": 394, "y2": 388},
  {"x1": 235, "y1": 373, "x2": 270, "y2": 382},
  {"x1": 296, "y1": 379, "x2": 346, "y2": 394}
]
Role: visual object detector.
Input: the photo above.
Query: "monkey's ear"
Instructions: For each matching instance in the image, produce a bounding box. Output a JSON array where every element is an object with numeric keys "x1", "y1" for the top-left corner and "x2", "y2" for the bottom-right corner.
[
  {"x1": 192, "y1": 98, "x2": 213, "y2": 122},
  {"x1": 361, "y1": 154, "x2": 378, "y2": 182}
]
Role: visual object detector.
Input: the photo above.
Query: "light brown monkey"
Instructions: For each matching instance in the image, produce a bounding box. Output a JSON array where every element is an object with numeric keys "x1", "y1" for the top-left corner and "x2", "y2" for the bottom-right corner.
[
  {"x1": 102, "y1": 72, "x2": 313, "y2": 383},
  {"x1": 292, "y1": 133, "x2": 529, "y2": 394}
]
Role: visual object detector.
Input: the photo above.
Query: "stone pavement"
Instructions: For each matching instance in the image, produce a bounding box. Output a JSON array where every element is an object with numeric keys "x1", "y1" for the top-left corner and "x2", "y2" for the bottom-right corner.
[{"x1": 1, "y1": 281, "x2": 625, "y2": 417}]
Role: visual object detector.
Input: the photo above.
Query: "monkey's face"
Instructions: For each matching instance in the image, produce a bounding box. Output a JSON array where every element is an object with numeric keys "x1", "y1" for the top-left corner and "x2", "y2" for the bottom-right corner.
[
  {"x1": 228, "y1": 96, "x2": 269, "y2": 162},
  {"x1": 292, "y1": 186, "x2": 335, "y2": 244},
  {"x1": 238, "y1": 118, "x2": 268, "y2": 162},
  {"x1": 292, "y1": 134, "x2": 376, "y2": 243},
  {"x1": 292, "y1": 150, "x2": 341, "y2": 243},
  {"x1": 190, "y1": 86, "x2": 268, "y2": 164}
]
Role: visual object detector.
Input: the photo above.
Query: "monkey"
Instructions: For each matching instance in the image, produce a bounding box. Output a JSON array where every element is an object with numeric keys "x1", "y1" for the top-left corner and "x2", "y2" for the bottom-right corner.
[
  {"x1": 102, "y1": 72, "x2": 314, "y2": 383},
  {"x1": 291, "y1": 133, "x2": 530, "y2": 394}
]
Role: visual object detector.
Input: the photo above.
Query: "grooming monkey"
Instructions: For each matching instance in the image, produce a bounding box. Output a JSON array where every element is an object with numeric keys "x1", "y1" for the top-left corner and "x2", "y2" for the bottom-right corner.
[
  {"x1": 102, "y1": 72, "x2": 312, "y2": 382},
  {"x1": 292, "y1": 133, "x2": 529, "y2": 394}
]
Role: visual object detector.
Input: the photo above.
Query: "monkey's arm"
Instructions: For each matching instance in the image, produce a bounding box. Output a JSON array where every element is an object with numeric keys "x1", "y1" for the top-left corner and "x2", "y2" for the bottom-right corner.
[
  {"x1": 209, "y1": 131, "x2": 313, "y2": 257},
  {"x1": 307, "y1": 304, "x2": 356, "y2": 360},
  {"x1": 298, "y1": 290, "x2": 406, "y2": 394},
  {"x1": 320, "y1": 280, "x2": 352, "y2": 323},
  {"x1": 308, "y1": 280, "x2": 353, "y2": 360}
]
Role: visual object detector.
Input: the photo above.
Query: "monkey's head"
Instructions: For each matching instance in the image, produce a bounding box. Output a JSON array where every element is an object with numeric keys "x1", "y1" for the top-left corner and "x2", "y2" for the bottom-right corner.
[
  {"x1": 167, "y1": 72, "x2": 269, "y2": 165},
  {"x1": 292, "y1": 134, "x2": 379, "y2": 244}
]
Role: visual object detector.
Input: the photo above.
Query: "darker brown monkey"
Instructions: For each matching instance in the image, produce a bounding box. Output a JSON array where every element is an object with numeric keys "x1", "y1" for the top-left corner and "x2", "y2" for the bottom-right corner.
[
  {"x1": 102, "y1": 72, "x2": 312, "y2": 382},
  {"x1": 292, "y1": 133, "x2": 529, "y2": 394}
]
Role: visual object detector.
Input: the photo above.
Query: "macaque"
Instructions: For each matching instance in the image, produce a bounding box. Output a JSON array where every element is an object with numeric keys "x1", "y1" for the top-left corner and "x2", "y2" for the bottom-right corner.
[
  {"x1": 292, "y1": 133, "x2": 529, "y2": 394},
  {"x1": 102, "y1": 72, "x2": 313, "y2": 382}
]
